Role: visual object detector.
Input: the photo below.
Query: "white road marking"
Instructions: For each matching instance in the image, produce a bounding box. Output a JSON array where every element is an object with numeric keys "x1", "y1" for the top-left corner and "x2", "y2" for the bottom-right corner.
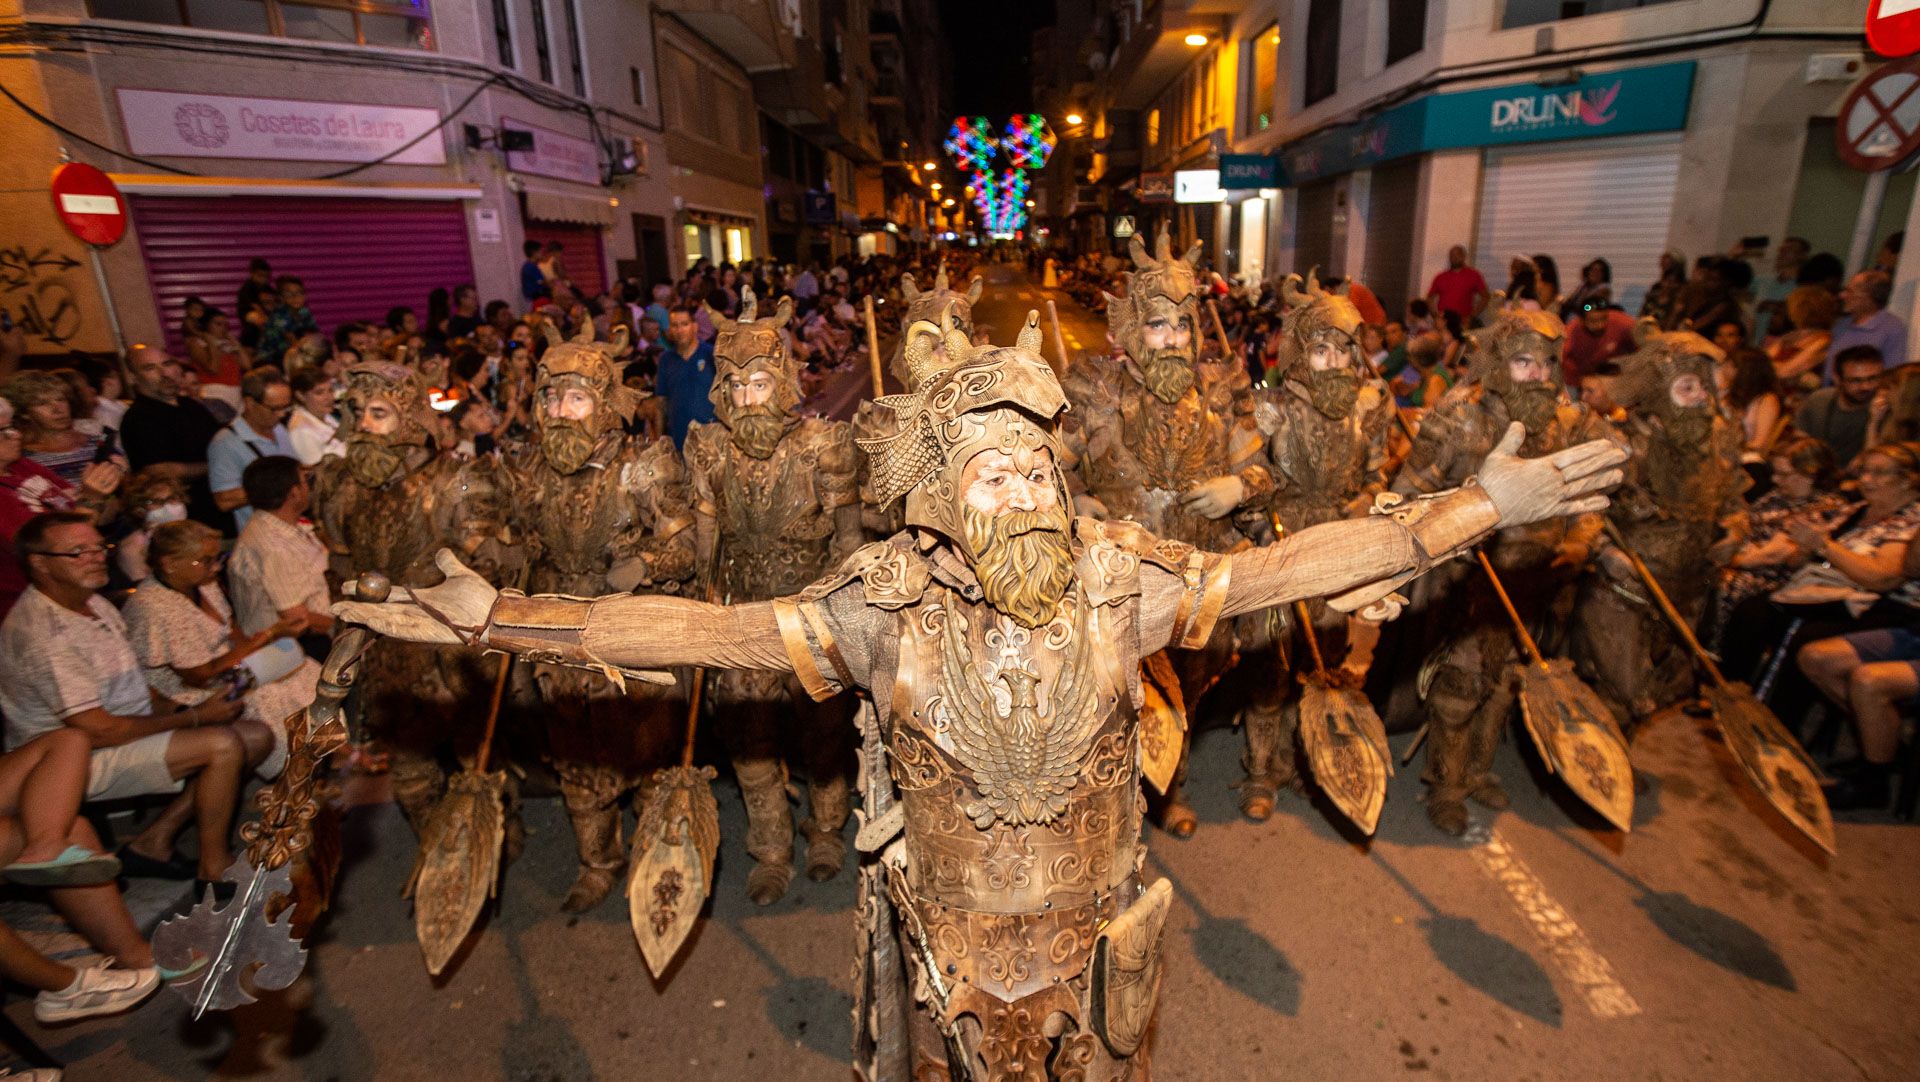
[{"x1": 1464, "y1": 823, "x2": 1641, "y2": 1019}]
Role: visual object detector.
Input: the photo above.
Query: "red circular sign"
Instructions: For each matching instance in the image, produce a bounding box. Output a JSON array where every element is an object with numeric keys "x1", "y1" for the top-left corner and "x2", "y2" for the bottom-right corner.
[
  {"x1": 1836, "y1": 57, "x2": 1920, "y2": 173},
  {"x1": 48, "y1": 162, "x2": 127, "y2": 248},
  {"x1": 1870, "y1": 0, "x2": 1920, "y2": 60}
]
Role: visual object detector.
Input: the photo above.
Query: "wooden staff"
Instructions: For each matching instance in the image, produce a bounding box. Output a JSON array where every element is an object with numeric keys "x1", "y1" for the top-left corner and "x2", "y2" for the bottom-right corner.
[
  {"x1": 1045, "y1": 299, "x2": 1071, "y2": 374},
  {"x1": 1474, "y1": 549, "x2": 1548, "y2": 669},
  {"x1": 864, "y1": 295, "x2": 885, "y2": 399},
  {"x1": 1206, "y1": 298, "x2": 1234, "y2": 361}
]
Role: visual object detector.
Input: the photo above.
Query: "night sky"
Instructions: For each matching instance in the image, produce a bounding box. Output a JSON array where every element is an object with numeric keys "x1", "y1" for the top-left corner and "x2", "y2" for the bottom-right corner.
[{"x1": 937, "y1": 0, "x2": 1055, "y2": 121}]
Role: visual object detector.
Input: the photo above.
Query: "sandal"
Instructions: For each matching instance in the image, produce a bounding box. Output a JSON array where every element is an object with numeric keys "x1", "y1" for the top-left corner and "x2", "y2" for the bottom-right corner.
[
  {"x1": 3, "y1": 846, "x2": 121, "y2": 888},
  {"x1": 115, "y1": 846, "x2": 195, "y2": 881}
]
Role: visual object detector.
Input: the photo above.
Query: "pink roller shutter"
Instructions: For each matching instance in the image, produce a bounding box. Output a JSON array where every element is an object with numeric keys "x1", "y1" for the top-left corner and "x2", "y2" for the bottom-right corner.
[
  {"x1": 521, "y1": 220, "x2": 606, "y2": 298},
  {"x1": 130, "y1": 194, "x2": 475, "y2": 356}
]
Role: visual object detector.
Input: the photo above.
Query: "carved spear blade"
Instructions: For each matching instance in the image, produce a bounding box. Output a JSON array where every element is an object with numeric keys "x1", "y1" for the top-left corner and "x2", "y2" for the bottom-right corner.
[
  {"x1": 411, "y1": 769, "x2": 507, "y2": 976},
  {"x1": 1297, "y1": 676, "x2": 1393, "y2": 834},
  {"x1": 1515, "y1": 659, "x2": 1636, "y2": 833},
  {"x1": 1136, "y1": 652, "x2": 1187, "y2": 796},
  {"x1": 153, "y1": 859, "x2": 306, "y2": 1017},
  {"x1": 628, "y1": 764, "x2": 720, "y2": 978}
]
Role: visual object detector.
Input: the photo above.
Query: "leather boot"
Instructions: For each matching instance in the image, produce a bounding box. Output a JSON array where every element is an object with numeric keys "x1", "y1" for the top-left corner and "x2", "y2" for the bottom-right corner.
[
  {"x1": 735, "y1": 758, "x2": 794, "y2": 905},
  {"x1": 388, "y1": 752, "x2": 446, "y2": 838},
  {"x1": 801, "y1": 774, "x2": 850, "y2": 883},
  {"x1": 1239, "y1": 704, "x2": 1287, "y2": 821},
  {"x1": 559, "y1": 785, "x2": 625, "y2": 913}
]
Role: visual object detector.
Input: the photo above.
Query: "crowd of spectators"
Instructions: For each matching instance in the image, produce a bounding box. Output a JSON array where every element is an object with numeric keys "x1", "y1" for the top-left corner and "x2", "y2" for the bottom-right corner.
[{"x1": 0, "y1": 243, "x2": 969, "y2": 1045}]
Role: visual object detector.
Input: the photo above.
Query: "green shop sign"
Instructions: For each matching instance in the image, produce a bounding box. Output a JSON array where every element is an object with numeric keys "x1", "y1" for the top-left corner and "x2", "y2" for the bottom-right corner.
[{"x1": 1278, "y1": 60, "x2": 1695, "y2": 187}]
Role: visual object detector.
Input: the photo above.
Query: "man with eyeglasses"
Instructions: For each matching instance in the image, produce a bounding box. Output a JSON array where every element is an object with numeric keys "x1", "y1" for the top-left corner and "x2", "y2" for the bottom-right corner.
[
  {"x1": 0, "y1": 511, "x2": 250, "y2": 888},
  {"x1": 208, "y1": 367, "x2": 297, "y2": 532}
]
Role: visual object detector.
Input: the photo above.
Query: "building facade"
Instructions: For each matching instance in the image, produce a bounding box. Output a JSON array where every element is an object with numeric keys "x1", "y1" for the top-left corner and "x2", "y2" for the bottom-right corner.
[{"x1": 1064, "y1": 0, "x2": 1877, "y2": 324}]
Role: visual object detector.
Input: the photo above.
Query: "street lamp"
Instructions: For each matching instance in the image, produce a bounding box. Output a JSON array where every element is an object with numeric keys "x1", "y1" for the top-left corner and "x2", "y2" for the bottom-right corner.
[
  {"x1": 1025, "y1": 200, "x2": 1035, "y2": 207},
  {"x1": 1064, "y1": 113, "x2": 1084, "y2": 126},
  {"x1": 922, "y1": 161, "x2": 937, "y2": 171},
  {"x1": 930, "y1": 182, "x2": 942, "y2": 191},
  {"x1": 943, "y1": 198, "x2": 955, "y2": 207},
  {"x1": 1184, "y1": 33, "x2": 1208, "y2": 46}
]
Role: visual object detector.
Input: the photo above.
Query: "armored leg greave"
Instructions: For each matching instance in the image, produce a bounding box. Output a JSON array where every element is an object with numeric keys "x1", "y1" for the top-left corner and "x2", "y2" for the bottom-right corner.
[
  {"x1": 802, "y1": 773, "x2": 850, "y2": 883},
  {"x1": 735, "y1": 756, "x2": 794, "y2": 905},
  {"x1": 556, "y1": 766, "x2": 628, "y2": 913}
]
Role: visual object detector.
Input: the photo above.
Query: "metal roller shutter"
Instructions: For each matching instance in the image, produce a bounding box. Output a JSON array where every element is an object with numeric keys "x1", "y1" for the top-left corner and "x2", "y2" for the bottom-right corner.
[
  {"x1": 1293, "y1": 179, "x2": 1336, "y2": 278},
  {"x1": 130, "y1": 194, "x2": 474, "y2": 356},
  {"x1": 521, "y1": 221, "x2": 607, "y2": 299},
  {"x1": 1473, "y1": 133, "x2": 1682, "y2": 315},
  {"x1": 1364, "y1": 159, "x2": 1420, "y2": 319}
]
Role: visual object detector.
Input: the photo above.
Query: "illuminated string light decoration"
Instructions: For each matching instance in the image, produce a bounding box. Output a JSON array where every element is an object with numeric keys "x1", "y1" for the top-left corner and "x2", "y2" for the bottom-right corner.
[
  {"x1": 941, "y1": 113, "x2": 1057, "y2": 234},
  {"x1": 1001, "y1": 114, "x2": 1056, "y2": 170}
]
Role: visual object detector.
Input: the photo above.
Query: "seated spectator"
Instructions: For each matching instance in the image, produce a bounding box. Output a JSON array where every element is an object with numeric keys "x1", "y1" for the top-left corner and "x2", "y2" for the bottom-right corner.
[
  {"x1": 1388, "y1": 332, "x2": 1452, "y2": 409},
  {"x1": 3, "y1": 371, "x2": 120, "y2": 490},
  {"x1": 1708, "y1": 317, "x2": 1748, "y2": 359},
  {"x1": 1709, "y1": 436, "x2": 1849, "y2": 650},
  {"x1": 0, "y1": 511, "x2": 249, "y2": 896},
  {"x1": 122, "y1": 521, "x2": 311, "y2": 781},
  {"x1": 1796, "y1": 346, "x2": 1884, "y2": 466},
  {"x1": 0, "y1": 730, "x2": 179, "y2": 1024},
  {"x1": 0, "y1": 398, "x2": 123, "y2": 620},
  {"x1": 1826, "y1": 270, "x2": 1908, "y2": 384},
  {"x1": 1798, "y1": 551, "x2": 1920, "y2": 810},
  {"x1": 1719, "y1": 442, "x2": 1920, "y2": 726},
  {"x1": 228, "y1": 457, "x2": 331, "y2": 662},
  {"x1": 254, "y1": 276, "x2": 319, "y2": 368},
  {"x1": 286, "y1": 366, "x2": 342, "y2": 467},
  {"x1": 207, "y1": 367, "x2": 296, "y2": 532},
  {"x1": 184, "y1": 308, "x2": 248, "y2": 413},
  {"x1": 1719, "y1": 347, "x2": 1783, "y2": 462},
  {"x1": 1562, "y1": 301, "x2": 1637, "y2": 388},
  {"x1": 448, "y1": 397, "x2": 497, "y2": 460},
  {"x1": 113, "y1": 466, "x2": 188, "y2": 587},
  {"x1": 69, "y1": 356, "x2": 128, "y2": 434},
  {"x1": 1769, "y1": 285, "x2": 1840, "y2": 385},
  {"x1": 120, "y1": 346, "x2": 222, "y2": 529}
]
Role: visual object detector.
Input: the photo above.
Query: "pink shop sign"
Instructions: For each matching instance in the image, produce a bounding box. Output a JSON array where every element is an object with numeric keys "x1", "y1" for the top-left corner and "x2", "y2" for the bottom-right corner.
[
  {"x1": 116, "y1": 88, "x2": 447, "y2": 166},
  {"x1": 502, "y1": 118, "x2": 602, "y2": 186}
]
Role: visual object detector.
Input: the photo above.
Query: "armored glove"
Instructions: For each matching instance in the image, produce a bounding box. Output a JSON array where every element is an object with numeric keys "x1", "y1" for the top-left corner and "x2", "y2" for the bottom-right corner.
[
  {"x1": 333, "y1": 549, "x2": 499, "y2": 646},
  {"x1": 1476, "y1": 422, "x2": 1625, "y2": 530}
]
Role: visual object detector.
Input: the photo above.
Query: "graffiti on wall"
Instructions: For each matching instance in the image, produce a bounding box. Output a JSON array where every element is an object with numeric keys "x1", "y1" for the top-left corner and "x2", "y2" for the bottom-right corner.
[{"x1": 0, "y1": 246, "x2": 84, "y2": 347}]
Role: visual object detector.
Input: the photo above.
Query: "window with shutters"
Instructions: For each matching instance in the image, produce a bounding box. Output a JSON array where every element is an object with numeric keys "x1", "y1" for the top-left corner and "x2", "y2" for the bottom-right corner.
[
  {"x1": 561, "y1": 0, "x2": 586, "y2": 96},
  {"x1": 88, "y1": 0, "x2": 433, "y2": 49},
  {"x1": 491, "y1": 0, "x2": 515, "y2": 66},
  {"x1": 1303, "y1": 0, "x2": 1340, "y2": 107}
]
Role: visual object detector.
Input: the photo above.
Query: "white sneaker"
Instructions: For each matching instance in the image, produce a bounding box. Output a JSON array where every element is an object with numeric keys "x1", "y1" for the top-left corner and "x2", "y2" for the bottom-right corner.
[
  {"x1": 0, "y1": 1068, "x2": 64, "y2": 1080},
  {"x1": 33, "y1": 963, "x2": 160, "y2": 1024}
]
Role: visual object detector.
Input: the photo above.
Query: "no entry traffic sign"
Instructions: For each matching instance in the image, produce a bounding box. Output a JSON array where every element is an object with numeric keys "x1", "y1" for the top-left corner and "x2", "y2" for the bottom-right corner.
[
  {"x1": 1870, "y1": 0, "x2": 1920, "y2": 60},
  {"x1": 1837, "y1": 57, "x2": 1920, "y2": 172},
  {"x1": 48, "y1": 162, "x2": 128, "y2": 248}
]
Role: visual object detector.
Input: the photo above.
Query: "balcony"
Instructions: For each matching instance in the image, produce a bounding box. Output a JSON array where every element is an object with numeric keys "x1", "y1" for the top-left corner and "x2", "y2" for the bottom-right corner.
[
  {"x1": 656, "y1": 0, "x2": 799, "y2": 72},
  {"x1": 1104, "y1": 0, "x2": 1228, "y2": 109}
]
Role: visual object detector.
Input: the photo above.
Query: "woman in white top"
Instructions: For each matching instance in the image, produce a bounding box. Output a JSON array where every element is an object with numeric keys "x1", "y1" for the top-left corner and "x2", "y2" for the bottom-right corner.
[
  {"x1": 120, "y1": 521, "x2": 318, "y2": 780},
  {"x1": 286, "y1": 366, "x2": 343, "y2": 466}
]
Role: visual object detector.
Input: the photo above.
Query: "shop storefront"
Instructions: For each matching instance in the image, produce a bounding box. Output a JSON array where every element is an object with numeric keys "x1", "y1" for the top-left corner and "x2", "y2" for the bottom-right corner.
[
  {"x1": 505, "y1": 119, "x2": 615, "y2": 299},
  {"x1": 682, "y1": 210, "x2": 756, "y2": 268},
  {"x1": 1271, "y1": 60, "x2": 1698, "y2": 317}
]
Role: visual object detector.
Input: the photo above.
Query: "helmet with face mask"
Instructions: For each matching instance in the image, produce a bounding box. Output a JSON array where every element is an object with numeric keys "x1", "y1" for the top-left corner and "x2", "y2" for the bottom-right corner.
[
  {"x1": 1611, "y1": 323, "x2": 1725, "y2": 450},
  {"x1": 705, "y1": 286, "x2": 801, "y2": 459},
  {"x1": 1275, "y1": 269, "x2": 1367, "y2": 419},
  {"x1": 1102, "y1": 225, "x2": 1204, "y2": 403},
  {"x1": 858, "y1": 304, "x2": 1069, "y2": 546},
  {"x1": 532, "y1": 323, "x2": 639, "y2": 474},
  {"x1": 1466, "y1": 304, "x2": 1569, "y2": 438},
  {"x1": 340, "y1": 361, "x2": 435, "y2": 488}
]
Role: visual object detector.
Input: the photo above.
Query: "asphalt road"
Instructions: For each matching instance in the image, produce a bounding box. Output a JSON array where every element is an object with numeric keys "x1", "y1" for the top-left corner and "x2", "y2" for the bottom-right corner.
[{"x1": 22, "y1": 267, "x2": 1920, "y2": 1081}]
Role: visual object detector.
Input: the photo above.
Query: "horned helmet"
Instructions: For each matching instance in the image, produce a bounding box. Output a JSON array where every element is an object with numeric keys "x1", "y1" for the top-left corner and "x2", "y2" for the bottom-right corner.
[
  {"x1": 1466, "y1": 303, "x2": 1569, "y2": 437},
  {"x1": 858, "y1": 303, "x2": 1067, "y2": 547},
  {"x1": 1275, "y1": 269, "x2": 1367, "y2": 419},
  {"x1": 532, "y1": 323, "x2": 639, "y2": 473},
  {"x1": 893, "y1": 263, "x2": 984, "y2": 388},
  {"x1": 340, "y1": 360, "x2": 435, "y2": 488},
  {"x1": 1102, "y1": 224, "x2": 1204, "y2": 403}
]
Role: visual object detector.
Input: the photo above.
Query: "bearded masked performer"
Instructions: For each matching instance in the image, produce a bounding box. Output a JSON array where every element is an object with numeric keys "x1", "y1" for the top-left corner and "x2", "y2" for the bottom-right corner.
[
  {"x1": 337, "y1": 307, "x2": 1624, "y2": 1081},
  {"x1": 311, "y1": 362, "x2": 512, "y2": 835},
  {"x1": 855, "y1": 264, "x2": 984, "y2": 535},
  {"x1": 1058, "y1": 227, "x2": 1272, "y2": 835},
  {"x1": 686, "y1": 287, "x2": 862, "y2": 905},
  {"x1": 1239, "y1": 271, "x2": 1395, "y2": 819},
  {"x1": 1390, "y1": 309, "x2": 1622, "y2": 836},
  {"x1": 1573, "y1": 329, "x2": 1748, "y2": 729},
  {"x1": 497, "y1": 325, "x2": 697, "y2": 911}
]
